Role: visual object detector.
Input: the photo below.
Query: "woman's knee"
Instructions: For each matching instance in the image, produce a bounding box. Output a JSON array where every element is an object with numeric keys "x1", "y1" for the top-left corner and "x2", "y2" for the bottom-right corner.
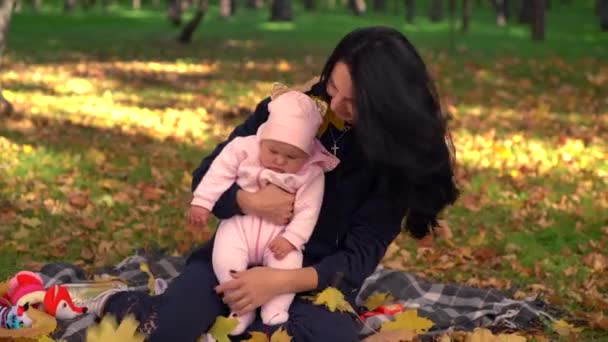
[{"x1": 288, "y1": 300, "x2": 359, "y2": 341}]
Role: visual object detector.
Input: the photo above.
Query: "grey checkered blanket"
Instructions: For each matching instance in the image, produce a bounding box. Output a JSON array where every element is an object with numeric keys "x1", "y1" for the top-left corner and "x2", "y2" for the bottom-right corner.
[{"x1": 35, "y1": 249, "x2": 555, "y2": 341}]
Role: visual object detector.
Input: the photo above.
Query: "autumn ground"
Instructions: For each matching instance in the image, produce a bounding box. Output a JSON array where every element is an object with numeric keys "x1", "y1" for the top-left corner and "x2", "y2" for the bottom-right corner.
[{"x1": 0, "y1": 1, "x2": 607, "y2": 340}]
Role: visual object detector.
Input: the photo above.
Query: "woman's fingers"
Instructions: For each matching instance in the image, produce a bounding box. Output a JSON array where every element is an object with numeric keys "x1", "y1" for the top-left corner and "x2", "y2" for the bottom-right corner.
[
  {"x1": 224, "y1": 291, "x2": 247, "y2": 306},
  {"x1": 232, "y1": 297, "x2": 252, "y2": 315},
  {"x1": 215, "y1": 278, "x2": 241, "y2": 294}
]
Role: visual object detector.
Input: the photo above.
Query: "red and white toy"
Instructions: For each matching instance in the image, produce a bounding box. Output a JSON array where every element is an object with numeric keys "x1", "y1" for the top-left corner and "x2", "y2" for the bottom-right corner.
[{"x1": 3, "y1": 271, "x2": 88, "y2": 320}]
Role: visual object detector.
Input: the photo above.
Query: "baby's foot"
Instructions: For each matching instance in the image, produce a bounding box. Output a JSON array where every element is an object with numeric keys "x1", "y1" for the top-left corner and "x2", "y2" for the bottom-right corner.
[
  {"x1": 229, "y1": 311, "x2": 255, "y2": 336},
  {"x1": 261, "y1": 310, "x2": 289, "y2": 326}
]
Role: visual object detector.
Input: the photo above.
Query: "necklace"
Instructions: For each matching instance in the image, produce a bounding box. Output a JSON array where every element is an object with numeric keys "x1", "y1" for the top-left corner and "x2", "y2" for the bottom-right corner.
[{"x1": 329, "y1": 125, "x2": 350, "y2": 156}]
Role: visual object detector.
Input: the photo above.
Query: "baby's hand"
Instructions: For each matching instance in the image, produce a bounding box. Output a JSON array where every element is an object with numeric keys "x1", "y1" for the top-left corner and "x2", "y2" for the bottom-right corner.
[
  {"x1": 189, "y1": 205, "x2": 211, "y2": 227},
  {"x1": 269, "y1": 237, "x2": 296, "y2": 260}
]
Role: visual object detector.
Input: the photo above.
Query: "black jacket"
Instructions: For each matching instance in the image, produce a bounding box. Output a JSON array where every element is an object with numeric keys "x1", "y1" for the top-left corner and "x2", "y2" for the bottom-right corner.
[{"x1": 189, "y1": 90, "x2": 407, "y2": 299}]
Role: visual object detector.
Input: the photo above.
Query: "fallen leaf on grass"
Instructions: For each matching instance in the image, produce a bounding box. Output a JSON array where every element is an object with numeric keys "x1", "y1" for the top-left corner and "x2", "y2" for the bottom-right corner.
[
  {"x1": 552, "y1": 319, "x2": 583, "y2": 337},
  {"x1": 363, "y1": 292, "x2": 395, "y2": 311},
  {"x1": 460, "y1": 328, "x2": 526, "y2": 342},
  {"x1": 381, "y1": 310, "x2": 433, "y2": 334},
  {"x1": 208, "y1": 316, "x2": 238, "y2": 342},
  {"x1": 583, "y1": 253, "x2": 608, "y2": 272},
  {"x1": 68, "y1": 192, "x2": 89, "y2": 209},
  {"x1": 21, "y1": 217, "x2": 41, "y2": 227}
]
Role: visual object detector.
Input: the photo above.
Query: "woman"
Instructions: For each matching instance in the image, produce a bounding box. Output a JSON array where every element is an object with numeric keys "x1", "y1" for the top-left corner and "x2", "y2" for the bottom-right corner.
[{"x1": 94, "y1": 26, "x2": 459, "y2": 341}]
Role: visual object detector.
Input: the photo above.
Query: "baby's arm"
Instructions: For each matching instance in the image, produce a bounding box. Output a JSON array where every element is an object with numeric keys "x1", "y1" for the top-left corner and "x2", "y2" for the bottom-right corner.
[
  {"x1": 190, "y1": 137, "x2": 248, "y2": 225},
  {"x1": 270, "y1": 172, "x2": 325, "y2": 258}
]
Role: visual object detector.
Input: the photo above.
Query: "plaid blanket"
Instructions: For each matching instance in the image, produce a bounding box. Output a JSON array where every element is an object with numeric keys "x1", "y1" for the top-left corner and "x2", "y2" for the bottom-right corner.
[{"x1": 35, "y1": 249, "x2": 555, "y2": 341}]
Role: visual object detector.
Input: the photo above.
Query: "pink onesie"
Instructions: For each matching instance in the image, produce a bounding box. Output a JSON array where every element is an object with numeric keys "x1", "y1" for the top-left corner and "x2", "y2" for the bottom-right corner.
[{"x1": 192, "y1": 91, "x2": 339, "y2": 334}]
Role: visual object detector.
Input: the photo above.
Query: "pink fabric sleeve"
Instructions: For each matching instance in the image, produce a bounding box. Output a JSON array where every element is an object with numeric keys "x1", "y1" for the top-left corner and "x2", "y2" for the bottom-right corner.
[
  {"x1": 281, "y1": 171, "x2": 325, "y2": 251},
  {"x1": 191, "y1": 137, "x2": 248, "y2": 210}
]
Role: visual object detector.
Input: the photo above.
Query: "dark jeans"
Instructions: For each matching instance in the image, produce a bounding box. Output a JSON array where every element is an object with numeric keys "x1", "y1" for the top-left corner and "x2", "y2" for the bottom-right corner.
[{"x1": 104, "y1": 258, "x2": 359, "y2": 342}]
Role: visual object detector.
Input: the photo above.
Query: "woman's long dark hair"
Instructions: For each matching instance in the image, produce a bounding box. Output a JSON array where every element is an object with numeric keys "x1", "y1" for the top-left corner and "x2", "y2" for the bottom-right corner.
[{"x1": 319, "y1": 26, "x2": 459, "y2": 239}]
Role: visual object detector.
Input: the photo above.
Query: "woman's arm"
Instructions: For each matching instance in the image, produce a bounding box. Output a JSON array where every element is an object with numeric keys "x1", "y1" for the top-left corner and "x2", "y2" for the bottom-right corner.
[{"x1": 191, "y1": 97, "x2": 271, "y2": 219}]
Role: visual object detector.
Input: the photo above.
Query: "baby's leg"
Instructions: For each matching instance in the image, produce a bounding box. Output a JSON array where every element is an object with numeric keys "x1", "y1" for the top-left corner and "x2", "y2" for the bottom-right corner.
[
  {"x1": 261, "y1": 249, "x2": 303, "y2": 326},
  {"x1": 212, "y1": 220, "x2": 254, "y2": 335}
]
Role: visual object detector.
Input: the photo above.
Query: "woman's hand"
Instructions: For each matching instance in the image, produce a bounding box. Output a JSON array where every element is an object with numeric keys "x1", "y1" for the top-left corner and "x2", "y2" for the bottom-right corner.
[
  {"x1": 237, "y1": 185, "x2": 295, "y2": 225},
  {"x1": 215, "y1": 267, "x2": 288, "y2": 316}
]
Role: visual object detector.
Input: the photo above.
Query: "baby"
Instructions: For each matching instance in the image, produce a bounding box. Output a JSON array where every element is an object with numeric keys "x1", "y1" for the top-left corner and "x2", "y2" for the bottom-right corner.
[{"x1": 188, "y1": 90, "x2": 339, "y2": 335}]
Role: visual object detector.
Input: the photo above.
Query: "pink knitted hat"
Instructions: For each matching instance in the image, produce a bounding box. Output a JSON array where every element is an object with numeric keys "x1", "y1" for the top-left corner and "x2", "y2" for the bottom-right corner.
[{"x1": 257, "y1": 90, "x2": 323, "y2": 155}]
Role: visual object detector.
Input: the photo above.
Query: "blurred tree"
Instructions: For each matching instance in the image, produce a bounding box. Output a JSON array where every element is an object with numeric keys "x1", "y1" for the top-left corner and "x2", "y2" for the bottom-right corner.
[
  {"x1": 405, "y1": 0, "x2": 414, "y2": 23},
  {"x1": 302, "y1": 0, "x2": 314, "y2": 10},
  {"x1": 168, "y1": 0, "x2": 182, "y2": 25},
  {"x1": 491, "y1": 0, "x2": 510, "y2": 26},
  {"x1": 64, "y1": 0, "x2": 76, "y2": 12},
  {"x1": 600, "y1": 0, "x2": 608, "y2": 30},
  {"x1": 271, "y1": 0, "x2": 292, "y2": 20},
  {"x1": 220, "y1": 0, "x2": 231, "y2": 18},
  {"x1": 429, "y1": 0, "x2": 442, "y2": 22},
  {"x1": 133, "y1": 0, "x2": 141, "y2": 9},
  {"x1": 373, "y1": 0, "x2": 386, "y2": 12},
  {"x1": 178, "y1": 0, "x2": 208, "y2": 43},
  {"x1": 349, "y1": 0, "x2": 366, "y2": 15},
  {"x1": 0, "y1": 0, "x2": 14, "y2": 116},
  {"x1": 517, "y1": 0, "x2": 533, "y2": 23},
  {"x1": 462, "y1": 0, "x2": 472, "y2": 31},
  {"x1": 531, "y1": 0, "x2": 545, "y2": 40},
  {"x1": 247, "y1": 0, "x2": 263, "y2": 8}
]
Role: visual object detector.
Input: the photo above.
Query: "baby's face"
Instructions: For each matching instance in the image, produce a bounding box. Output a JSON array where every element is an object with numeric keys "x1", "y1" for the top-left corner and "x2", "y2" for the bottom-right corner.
[{"x1": 259, "y1": 140, "x2": 309, "y2": 174}]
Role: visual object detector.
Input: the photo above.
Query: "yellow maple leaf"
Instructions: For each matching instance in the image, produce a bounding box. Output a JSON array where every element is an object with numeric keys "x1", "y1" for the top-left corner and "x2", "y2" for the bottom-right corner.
[
  {"x1": 463, "y1": 328, "x2": 527, "y2": 342},
  {"x1": 380, "y1": 310, "x2": 433, "y2": 334},
  {"x1": 243, "y1": 328, "x2": 292, "y2": 342},
  {"x1": 309, "y1": 287, "x2": 354, "y2": 313},
  {"x1": 363, "y1": 292, "x2": 395, "y2": 311},
  {"x1": 86, "y1": 314, "x2": 145, "y2": 342},
  {"x1": 208, "y1": 316, "x2": 238, "y2": 342},
  {"x1": 552, "y1": 319, "x2": 583, "y2": 336},
  {"x1": 244, "y1": 331, "x2": 269, "y2": 342},
  {"x1": 139, "y1": 262, "x2": 156, "y2": 296},
  {"x1": 270, "y1": 327, "x2": 291, "y2": 342},
  {"x1": 496, "y1": 333, "x2": 527, "y2": 342}
]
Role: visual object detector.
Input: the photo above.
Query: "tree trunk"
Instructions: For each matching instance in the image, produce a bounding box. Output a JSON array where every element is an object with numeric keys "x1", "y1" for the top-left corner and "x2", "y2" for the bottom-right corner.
[
  {"x1": 270, "y1": 0, "x2": 292, "y2": 20},
  {"x1": 531, "y1": 0, "x2": 545, "y2": 40},
  {"x1": 302, "y1": 0, "x2": 314, "y2": 10},
  {"x1": 133, "y1": 0, "x2": 140, "y2": 9},
  {"x1": 219, "y1": 0, "x2": 230, "y2": 18},
  {"x1": 462, "y1": 0, "x2": 472, "y2": 31},
  {"x1": 31, "y1": 0, "x2": 41, "y2": 11},
  {"x1": 518, "y1": 0, "x2": 533, "y2": 23},
  {"x1": 0, "y1": 0, "x2": 15, "y2": 116},
  {"x1": 230, "y1": 0, "x2": 237, "y2": 15},
  {"x1": 429, "y1": 0, "x2": 443, "y2": 22},
  {"x1": 600, "y1": 0, "x2": 608, "y2": 30},
  {"x1": 168, "y1": 0, "x2": 182, "y2": 25},
  {"x1": 64, "y1": 0, "x2": 77, "y2": 12},
  {"x1": 177, "y1": 0, "x2": 208, "y2": 43},
  {"x1": 405, "y1": 0, "x2": 414, "y2": 23},
  {"x1": 348, "y1": 0, "x2": 365, "y2": 15},
  {"x1": 373, "y1": 0, "x2": 386, "y2": 12},
  {"x1": 247, "y1": 0, "x2": 262, "y2": 8},
  {"x1": 492, "y1": 0, "x2": 510, "y2": 26}
]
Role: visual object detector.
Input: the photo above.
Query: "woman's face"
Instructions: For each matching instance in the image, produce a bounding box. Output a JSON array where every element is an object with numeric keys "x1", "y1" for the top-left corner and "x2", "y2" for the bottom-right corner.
[{"x1": 327, "y1": 62, "x2": 356, "y2": 123}]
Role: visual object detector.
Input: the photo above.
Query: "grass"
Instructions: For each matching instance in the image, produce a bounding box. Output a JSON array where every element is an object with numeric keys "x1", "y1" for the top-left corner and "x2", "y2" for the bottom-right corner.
[{"x1": 1, "y1": 1, "x2": 607, "y2": 339}]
